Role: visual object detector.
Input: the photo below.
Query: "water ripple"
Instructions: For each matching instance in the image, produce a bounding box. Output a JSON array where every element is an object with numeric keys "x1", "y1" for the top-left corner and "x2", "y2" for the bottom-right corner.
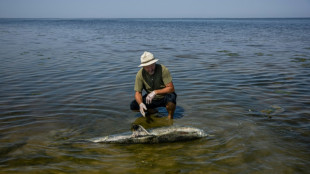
[{"x1": 1, "y1": 18, "x2": 310, "y2": 173}]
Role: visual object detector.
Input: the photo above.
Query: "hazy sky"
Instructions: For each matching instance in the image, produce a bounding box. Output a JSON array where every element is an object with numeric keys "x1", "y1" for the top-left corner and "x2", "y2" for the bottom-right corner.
[{"x1": 0, "y1": 0, "x2": 310, "y2": 18}]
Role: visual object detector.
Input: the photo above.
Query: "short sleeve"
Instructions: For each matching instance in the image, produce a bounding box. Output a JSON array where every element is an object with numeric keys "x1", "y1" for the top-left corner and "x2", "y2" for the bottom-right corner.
[
  {"x1": 134, "y1": 69, "x2": 144, "y2": 92},
  {"x1": 161, "y1": 65, "x2": 172, "y2": 85}
]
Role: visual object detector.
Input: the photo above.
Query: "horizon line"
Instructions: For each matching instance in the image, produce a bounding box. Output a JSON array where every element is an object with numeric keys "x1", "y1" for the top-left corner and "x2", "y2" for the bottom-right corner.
[{"x1": 1, "y1": 17, "x2": 310, "y2": 19}]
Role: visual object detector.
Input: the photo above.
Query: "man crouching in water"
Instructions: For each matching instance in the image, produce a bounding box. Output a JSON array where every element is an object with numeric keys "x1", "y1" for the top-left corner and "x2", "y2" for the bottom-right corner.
[{"x1": 130, "y1": 51, "x2": 177, "y2": 119}]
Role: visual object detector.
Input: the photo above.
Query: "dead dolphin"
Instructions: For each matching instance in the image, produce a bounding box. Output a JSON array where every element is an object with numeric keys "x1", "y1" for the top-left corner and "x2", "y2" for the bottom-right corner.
[{"x1": 89, "y1": 125, "x2": 207, "y2": 144}]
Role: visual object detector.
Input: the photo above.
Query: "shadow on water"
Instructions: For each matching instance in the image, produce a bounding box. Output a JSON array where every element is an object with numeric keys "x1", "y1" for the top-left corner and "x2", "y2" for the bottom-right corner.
[{"x1": 132, "y1": 106, "x2": 185, "y2": 129}]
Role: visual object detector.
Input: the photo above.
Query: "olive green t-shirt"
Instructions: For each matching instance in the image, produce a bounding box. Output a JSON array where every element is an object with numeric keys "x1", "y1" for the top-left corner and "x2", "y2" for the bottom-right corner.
[{"x1": 134, "y1": 64, "x2": 172, "y2": 99}]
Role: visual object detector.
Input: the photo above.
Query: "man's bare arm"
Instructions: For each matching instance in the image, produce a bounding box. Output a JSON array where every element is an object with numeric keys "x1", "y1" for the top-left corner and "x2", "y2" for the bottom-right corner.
[
  {"x1": 154, "y1": 82, "x2": 175, "y2": 95},
  {"x1": 135, "y1": 91, "x2": 143, "y2": 104}
]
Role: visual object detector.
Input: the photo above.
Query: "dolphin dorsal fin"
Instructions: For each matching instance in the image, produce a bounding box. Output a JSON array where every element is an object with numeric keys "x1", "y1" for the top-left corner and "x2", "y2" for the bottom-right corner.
[{"x1": 132, "y1": 125, "x2": 151, "y2": 137}]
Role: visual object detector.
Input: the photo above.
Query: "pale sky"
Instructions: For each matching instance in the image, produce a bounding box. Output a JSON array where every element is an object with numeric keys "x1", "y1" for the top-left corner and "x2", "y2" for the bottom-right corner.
[{"x1": 0, "y1": 0, "x2": 310, "y2": 18}]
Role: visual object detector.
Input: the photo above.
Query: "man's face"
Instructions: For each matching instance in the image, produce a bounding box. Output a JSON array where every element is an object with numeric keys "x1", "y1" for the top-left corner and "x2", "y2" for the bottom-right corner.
[{"x1": 143, "y1": 63, "x2": 156, "y2": 75}]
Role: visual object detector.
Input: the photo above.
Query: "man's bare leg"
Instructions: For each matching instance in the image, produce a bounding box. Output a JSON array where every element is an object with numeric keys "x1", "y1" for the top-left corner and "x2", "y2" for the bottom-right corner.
[{"x1": 166, "y1": 102, "x2": 176, "y2": 119}]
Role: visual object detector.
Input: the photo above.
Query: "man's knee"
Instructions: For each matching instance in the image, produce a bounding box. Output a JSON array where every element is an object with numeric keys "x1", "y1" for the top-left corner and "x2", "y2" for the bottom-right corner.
[
  {"x1": 130, "y1": 100, "x2": 139, "y2": 110},
  {"x1": 166, "y1": 102, "x2": 176, "y2": 109},
  {"x1": 165, "y1": 92, "x2": 177, "y2": 105}
]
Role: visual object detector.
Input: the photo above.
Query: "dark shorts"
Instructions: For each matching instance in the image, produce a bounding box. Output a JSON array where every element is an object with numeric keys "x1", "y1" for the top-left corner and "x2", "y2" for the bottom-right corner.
[{"x1": 130, "y1": 92, "x2": 177, "y2": 110}]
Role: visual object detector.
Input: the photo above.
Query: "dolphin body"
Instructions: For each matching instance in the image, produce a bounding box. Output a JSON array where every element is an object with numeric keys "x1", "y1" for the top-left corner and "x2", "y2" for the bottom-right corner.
[{"x1": 89, "y1": 125, "x2": 207, "y2": 144}]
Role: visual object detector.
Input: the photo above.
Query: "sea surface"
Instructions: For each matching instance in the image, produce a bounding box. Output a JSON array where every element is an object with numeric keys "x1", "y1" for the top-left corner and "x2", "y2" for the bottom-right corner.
[{"x1": 0, "y1": 18, "x2": 310, "y2": 173}]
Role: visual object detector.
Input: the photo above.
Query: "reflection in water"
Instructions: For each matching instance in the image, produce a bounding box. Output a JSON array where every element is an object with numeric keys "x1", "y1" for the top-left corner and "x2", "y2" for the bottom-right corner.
[
  {"x1": 131, "y1": 106, "x2": 184, "y2": 129},
  {"x1": 132, "y1": 114, "x2": 173, "y2": 130}
]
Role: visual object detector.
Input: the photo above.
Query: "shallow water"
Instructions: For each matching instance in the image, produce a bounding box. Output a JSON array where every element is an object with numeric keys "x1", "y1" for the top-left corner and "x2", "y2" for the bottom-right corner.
[{"x1": 0, "y1": 18, "x2": 310, "y2": 173}]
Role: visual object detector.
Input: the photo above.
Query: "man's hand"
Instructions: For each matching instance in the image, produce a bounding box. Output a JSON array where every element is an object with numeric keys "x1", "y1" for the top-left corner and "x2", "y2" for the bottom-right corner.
[
  {"x1": 146, "y1": 91, "x2": 156, "y2": 104},
  {"x1": 139, "y1": 103, "x2": 147, "y2": 117}
]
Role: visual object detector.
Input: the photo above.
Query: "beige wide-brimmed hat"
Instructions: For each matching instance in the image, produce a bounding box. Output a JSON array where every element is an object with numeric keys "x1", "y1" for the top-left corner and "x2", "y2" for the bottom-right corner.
[{"x1": 138, "y1": 51, "x2": 159, "y2": 67}]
